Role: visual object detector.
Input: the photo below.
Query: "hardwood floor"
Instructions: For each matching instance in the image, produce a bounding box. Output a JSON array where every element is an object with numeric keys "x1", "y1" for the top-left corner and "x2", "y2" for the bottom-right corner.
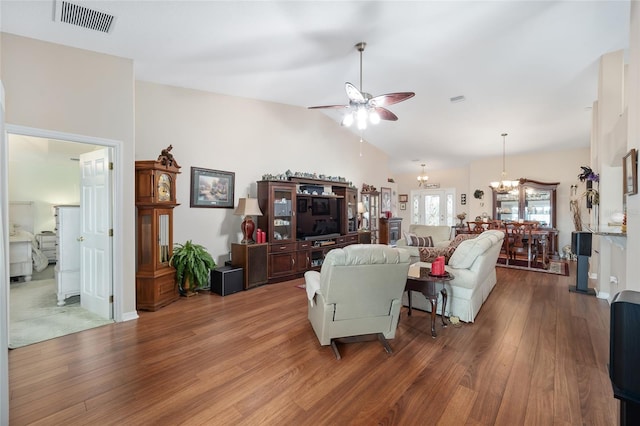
[{"x1": 9, "y1": 264, "x2": 618, "y2": 425}]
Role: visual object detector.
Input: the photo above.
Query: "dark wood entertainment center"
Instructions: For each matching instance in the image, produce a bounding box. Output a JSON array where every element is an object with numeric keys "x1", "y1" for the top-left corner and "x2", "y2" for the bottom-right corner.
[{"x1": 257, "y1": 178, "x2": 369, "y2": 283}]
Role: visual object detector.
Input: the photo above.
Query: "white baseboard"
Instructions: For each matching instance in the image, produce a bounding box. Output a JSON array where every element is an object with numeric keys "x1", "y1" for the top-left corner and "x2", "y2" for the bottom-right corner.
[{"x1": 120, "y1": 311, "x2": 139, "y2": 322}]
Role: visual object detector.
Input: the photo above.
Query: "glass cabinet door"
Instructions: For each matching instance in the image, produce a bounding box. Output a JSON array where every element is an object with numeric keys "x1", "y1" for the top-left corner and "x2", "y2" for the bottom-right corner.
[
  {"x1": 495, "y1": 192, "x2": 519, "y2": 222},
  {"x1": 346, "y1": 189, "x2": 357, "y2": 233},
  {"x1": 524, "y1": 187, "x2": 552, "y2": 226},
  {"x1": 272, "y1": 187, "x2": 294, "y2": 241},
  {"x1": 362, "y1": 191, "x2": 380, "y2": 243}
]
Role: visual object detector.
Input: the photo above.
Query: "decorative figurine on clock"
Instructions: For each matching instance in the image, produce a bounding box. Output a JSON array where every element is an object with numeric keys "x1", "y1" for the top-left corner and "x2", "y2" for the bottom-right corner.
[{"x1": 135, "y1": 146, "x2": 181, "y2": 311}]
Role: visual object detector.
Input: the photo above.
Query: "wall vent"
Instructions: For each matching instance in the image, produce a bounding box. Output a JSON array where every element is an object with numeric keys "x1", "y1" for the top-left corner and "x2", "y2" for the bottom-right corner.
[
  {"x1": 449, "y1": 95, "x2": 466, "y2": 103},
  {"x1": 54, "y1": 0, "x2": 116, "y2": 33}
]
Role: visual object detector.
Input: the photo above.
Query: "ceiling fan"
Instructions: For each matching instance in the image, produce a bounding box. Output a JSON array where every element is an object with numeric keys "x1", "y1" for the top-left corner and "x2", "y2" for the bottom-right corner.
[{"x1": 308, "y1": 42, "x2": 415, "y2": 130}]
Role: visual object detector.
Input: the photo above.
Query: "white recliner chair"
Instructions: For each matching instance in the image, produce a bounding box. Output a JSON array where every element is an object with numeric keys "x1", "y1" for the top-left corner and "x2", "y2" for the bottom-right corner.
[{"x1": 304, "y1": 244, "x2": 411, "y2": 359}]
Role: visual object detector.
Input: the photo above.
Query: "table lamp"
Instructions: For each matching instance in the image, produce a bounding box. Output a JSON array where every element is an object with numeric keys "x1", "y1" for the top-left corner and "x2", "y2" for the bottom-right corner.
[{"x1": 234, "y1": 198, "x2": 263, "y2": 244}]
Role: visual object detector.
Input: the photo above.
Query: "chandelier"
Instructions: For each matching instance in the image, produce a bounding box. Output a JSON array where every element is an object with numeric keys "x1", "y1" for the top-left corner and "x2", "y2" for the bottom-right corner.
[
  {"x1": 490, "y1": 133, "x2": 519, "y2": 193},
  {"x1": 417, "y1": 163, "x2": 429, "y2": 187}
]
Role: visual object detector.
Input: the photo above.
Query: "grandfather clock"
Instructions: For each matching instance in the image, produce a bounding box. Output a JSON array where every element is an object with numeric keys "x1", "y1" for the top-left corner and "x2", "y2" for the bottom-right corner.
[{"x1": 135, "y1": 147, "x2": 181, "y2": 311}]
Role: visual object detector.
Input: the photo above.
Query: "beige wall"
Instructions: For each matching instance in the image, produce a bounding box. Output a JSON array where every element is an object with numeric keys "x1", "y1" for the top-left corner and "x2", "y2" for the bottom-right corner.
[
  {"x1": 135, "y1": 81, "x2": 391, "y2": 262},
  {"x1": 1, "y1": 34, "x2": 137, "y2": 317},
  {"x1": 395, "y1": 147, "x2": 590, "y2": 250}
]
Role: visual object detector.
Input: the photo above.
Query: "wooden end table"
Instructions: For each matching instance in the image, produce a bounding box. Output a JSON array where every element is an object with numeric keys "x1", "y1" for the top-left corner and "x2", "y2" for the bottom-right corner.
[{"x1": 405, "y1": 265, "x2": 454, "y2": 338}]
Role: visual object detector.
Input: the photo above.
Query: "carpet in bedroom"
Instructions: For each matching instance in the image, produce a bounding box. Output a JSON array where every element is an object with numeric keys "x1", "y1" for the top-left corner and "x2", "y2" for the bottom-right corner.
[{"x1": 9, "y1": 278, "x2": 113, "y2": 348}]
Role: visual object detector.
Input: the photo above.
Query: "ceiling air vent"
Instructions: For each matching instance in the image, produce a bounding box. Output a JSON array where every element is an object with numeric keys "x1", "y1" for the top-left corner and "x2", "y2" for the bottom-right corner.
[{"x1": 54, "y1": 0, "x2": 116, "y2": 33}]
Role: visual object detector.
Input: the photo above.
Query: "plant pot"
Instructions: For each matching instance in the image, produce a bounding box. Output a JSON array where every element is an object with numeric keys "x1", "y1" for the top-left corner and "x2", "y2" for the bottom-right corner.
[{"x1": 181, "y1": 275, "x2": 198, "y2": 297}]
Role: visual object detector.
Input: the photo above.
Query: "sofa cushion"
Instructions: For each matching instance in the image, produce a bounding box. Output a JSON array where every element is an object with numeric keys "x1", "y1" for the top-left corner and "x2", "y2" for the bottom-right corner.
[
  {"x1": 449, "y1": 233, "x2": 478, "y2": 249},
  {"x1": 448, "y1": 237, "x2": 493, "y2": 269},
  {"x1": 410, "y1": 235, "x2": 433, "y2": 247},
  {"x1": 419, "y1": 246, "x2": 455, "y2": 263}
]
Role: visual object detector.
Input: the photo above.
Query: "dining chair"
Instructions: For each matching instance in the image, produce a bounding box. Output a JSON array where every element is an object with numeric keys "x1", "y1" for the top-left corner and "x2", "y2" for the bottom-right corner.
[{"x1": 508, "y1": 223, "x2": 538, "y2": 267}]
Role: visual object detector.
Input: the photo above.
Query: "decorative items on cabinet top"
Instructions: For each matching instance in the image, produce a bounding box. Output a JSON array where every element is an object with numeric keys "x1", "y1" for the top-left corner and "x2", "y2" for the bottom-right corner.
[{"x1": 261, "y1": 169, "x2": 356, "y2": 188}]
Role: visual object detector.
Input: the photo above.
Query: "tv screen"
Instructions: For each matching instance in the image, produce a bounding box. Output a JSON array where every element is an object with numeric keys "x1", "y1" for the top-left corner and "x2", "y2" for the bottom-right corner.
[
  {"x1": 296, "y1": 197, "x2": 341, "y2": 239},
  {"x1": 312, "y1": 198, "x2": 330, "y2": 215}
]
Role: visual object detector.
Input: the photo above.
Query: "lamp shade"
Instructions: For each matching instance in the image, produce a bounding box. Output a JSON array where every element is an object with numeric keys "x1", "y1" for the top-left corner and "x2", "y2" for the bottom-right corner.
[
  {"x1": 234, "y1": 198, "x2": 263, "y2": 217},
  {"x1": 357, "y1": 202, "x2": 365, "y2": 214},
  {"x1": 234, "y1": 198, "x2": 263, "y2": 244}
]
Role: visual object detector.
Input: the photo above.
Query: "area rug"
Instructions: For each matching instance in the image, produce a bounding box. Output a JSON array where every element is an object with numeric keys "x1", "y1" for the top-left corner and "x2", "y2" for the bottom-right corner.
[
  {"x1": 496, "y1": 258, "x2": 570, "y2": 276},
  {"x1": 9, "y1": 279, "x2": 114, "y2": 348}
]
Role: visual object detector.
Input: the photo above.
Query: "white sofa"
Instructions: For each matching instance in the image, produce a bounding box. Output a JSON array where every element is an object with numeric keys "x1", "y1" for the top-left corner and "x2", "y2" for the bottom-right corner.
[
  {"x1": 396, "y1": 224, "x2": 453, "y2": 262},
  {"x1": 402, "y1": 230, "x2": 504, "y2": 323}
]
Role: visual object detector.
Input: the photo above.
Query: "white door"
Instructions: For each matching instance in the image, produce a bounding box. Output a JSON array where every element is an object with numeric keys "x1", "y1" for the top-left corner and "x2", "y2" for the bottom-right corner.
[
  {"x1": 79, "y1": 148, "x2": 113, "y2": 319},
  {"x1": 411, "y1": 189, "x2": 456, "y2": 226}
]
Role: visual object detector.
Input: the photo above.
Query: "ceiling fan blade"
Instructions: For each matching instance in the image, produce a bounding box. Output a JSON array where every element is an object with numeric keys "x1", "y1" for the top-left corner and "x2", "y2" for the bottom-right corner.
[
  {"x1": 308, "y1": 104, "x2": 349, "y2": 110},
  {"x1": 345, "y1": 82, "x2": 366, "y2": 103},
  {"x1": 374, "y1": 107, "x2": 398, "y2": 121},
  {"x1": 369, "y1": 92, "x2": 415, "y2": 108}
]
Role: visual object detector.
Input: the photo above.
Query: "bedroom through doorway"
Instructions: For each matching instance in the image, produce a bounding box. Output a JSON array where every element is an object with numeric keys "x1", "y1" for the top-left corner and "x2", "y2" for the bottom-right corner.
[{"x1": 7, "y1": 134, "x2": 114, "y2": 348}]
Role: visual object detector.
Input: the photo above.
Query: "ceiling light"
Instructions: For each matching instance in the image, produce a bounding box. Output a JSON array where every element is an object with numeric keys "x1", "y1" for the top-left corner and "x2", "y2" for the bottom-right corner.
[
  {"x1": 490, "y1": 133, "x2": 519, "y2": 194},
  {"x1": 417, "y1": 163, "x2": 429, "y2": 187}
]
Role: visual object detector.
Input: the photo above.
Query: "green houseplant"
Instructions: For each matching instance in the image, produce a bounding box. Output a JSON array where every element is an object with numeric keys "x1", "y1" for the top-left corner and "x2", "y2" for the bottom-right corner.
[{"x1": 170, "y1": 240, "x2": 216, "y2": 296}]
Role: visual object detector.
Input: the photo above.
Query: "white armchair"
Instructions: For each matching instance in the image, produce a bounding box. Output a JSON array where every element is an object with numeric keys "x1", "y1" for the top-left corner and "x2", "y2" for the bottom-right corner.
[{"x1": 304, "y1": 244, "x2": 411, "y2": 359}]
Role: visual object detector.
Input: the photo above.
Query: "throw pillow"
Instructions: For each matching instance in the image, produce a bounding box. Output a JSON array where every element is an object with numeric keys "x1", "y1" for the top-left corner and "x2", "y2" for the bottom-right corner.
[
  {"x1": 410, "y1": 235, "x2": 434, "y2": 247},
  {"x1": 419, "y1": 246, "x2": 456, "y2": 263},
  {"x1": 403, "y1": 231, "x2": 416, "y2": 246}
]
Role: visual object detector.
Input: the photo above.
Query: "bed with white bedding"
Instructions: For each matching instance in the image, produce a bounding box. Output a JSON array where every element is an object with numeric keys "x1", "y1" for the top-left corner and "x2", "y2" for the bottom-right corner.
[{"x1": 9, "y1": 202, "x2": 48, "y2": 281}]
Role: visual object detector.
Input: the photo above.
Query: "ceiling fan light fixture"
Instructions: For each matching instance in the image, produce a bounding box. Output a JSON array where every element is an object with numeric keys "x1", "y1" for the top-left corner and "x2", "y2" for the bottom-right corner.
[
  {"x1": 341, "y1": 112, "x2": 354, "y2": 127},
  {"x1": 369, "y1": 110, "x2": 380, "y2": 125},
  {"x1": 308, "y1": 42, "x2": 415, "y2": 130},
  {"x1": 356, "y1": 107, "x2": 368, "y2": 130}
]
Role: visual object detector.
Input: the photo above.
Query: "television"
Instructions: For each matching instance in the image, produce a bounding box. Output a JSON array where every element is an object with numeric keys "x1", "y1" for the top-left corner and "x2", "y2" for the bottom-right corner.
[{"x1": 296, "y1": 196, "x2": 341, "y2": 240}]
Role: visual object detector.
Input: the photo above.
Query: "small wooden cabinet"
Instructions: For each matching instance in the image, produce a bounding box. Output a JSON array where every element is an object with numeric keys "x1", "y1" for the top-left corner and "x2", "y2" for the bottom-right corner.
[
  {"x1": 231, "y1": 243, "x2": 268, "y2": 289},
  {"x1": 380, "y1": 217, "x2": 402, "y2": 245}
]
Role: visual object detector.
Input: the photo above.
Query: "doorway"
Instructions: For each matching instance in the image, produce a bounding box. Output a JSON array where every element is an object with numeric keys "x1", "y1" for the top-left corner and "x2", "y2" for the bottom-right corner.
[
  {"x1": 410, "y1": 188, "x2": 456, "y2": 226},
  {"x1": 6, "y1": 129, "x2": 117, "y2": 347}
]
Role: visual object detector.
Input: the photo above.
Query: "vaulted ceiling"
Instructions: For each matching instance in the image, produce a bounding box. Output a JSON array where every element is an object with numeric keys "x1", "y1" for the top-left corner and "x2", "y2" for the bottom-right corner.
[{"x1": 0, "y1": 1, "x2": 631, "y2": 174}]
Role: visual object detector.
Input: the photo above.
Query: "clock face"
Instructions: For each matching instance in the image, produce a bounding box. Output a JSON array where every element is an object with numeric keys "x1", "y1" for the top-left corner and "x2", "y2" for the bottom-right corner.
[{"x1": 157, "y1": 173, "x2": 171, "y2": 201}]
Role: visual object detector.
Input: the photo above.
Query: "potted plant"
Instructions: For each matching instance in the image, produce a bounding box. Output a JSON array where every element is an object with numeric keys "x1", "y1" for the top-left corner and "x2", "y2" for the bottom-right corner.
[{"x1": 169, "y1": 240, "x2": 216, "y2": 296}]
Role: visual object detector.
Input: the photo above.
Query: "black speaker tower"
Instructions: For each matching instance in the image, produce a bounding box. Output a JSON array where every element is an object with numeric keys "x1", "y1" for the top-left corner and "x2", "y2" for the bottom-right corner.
[
  {"x1": 610, "y1": 291, "x2": 640, "y2": 425},
  {"x1": 569, "y1": 231, "x2": 595, "y2": 295}
]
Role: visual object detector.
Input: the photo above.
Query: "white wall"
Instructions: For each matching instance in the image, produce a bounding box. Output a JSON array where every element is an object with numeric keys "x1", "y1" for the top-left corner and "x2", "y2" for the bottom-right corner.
[
  {"x1": 135, "y1": 81, "x2": 392, "y2": 263},
  {"x1": 7, "y1": 135, "x2": 97, "y2": 233}
]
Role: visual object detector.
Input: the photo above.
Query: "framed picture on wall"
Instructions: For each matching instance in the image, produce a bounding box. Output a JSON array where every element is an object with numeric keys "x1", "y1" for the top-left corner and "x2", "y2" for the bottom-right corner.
[
  {"x1": 190, "y1": 167, "x2": 235, "y2": 208},
  {"x1": 398, "y1": 194, "x2": 408, "y2": 203},
  {"x1": 399, "y1": 202, "x2": 407, "y2": 210},
  {"x1": 623, "y1": 148, "x2": 637, "y2": 195}
]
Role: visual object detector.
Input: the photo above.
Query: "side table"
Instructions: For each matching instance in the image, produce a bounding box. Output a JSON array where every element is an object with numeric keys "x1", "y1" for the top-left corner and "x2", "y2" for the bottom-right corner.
[
  {"x1": 231, "y1": 243, "x2": 268, "y2": 289},
  {"x1": 405, "y1": 265, "x2": 454, "y2": 338}
]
